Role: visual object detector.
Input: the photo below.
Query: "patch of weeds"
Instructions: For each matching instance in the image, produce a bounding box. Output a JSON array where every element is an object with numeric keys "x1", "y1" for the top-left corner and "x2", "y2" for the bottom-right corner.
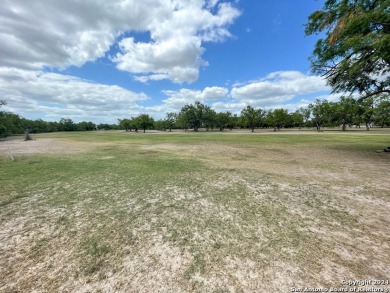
[
  {"x1": 185, "y1": 251, "x2": 207, "y2": 279},
  {"x1": 81, "y1": 236, "x2": 113, "y2": 276},
  {"x1": 0, "y1": 191, "x2": 29, "y2": 207},
  {"x1": 27, "y1": 160, "x2": 42, "y2": 164},
  {"x1": 56, "y1": 215, "x2": 69, "y2": 225},
  {"x1": 30, "y1": 237, "x2": 49, "y2": 258},
  {"x1": 83, "y1": 236, "x2": 112, "y2": 258}
]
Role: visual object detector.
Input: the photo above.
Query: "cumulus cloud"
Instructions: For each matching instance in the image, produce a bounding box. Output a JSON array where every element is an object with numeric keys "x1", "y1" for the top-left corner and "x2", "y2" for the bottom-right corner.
[
  {"x1": 231, "y1": 71, "x2": 330, "y2": 106},
  {"x1": 206, "y1": 71, "x2": 332, "y2": 114},
  {"x1": 0, "y1": 0, "x2": 240, "y2": 83},
  {"x1": 0, "y1": 68, "x2": 149, "y2": 122},
  {"x1": 113, "y1": 2, "x2": 240, "y2": 83},
  {"x1": 162, "y1": 86, "x2": 228, "y2": 108}
]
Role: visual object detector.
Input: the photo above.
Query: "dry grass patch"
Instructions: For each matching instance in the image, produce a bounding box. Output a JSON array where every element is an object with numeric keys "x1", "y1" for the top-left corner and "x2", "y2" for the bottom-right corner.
[{"x1": 0, "y1": 132, "x2": 389, "y2": 292}]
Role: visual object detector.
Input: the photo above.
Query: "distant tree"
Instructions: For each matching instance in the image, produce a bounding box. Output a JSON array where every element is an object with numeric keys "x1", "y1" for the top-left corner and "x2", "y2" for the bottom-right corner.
[
  {"x1": 305, "y1": 0, "x2": 390, "y2": 100},
  {"x1": 291, "y1": 110, "x2": 304, "y2": 130},
  {"x1": 59, "y1": 118, "x2": 76, "y2": 131},
  {"x1": 135, "y1": 114, "x2": 154, "y2": 133},
  {"x1": 76, "y1": 121, "x2": 96, "y2": 131},
  {"x1": 298, "y1": 107, "x2": 311, "y2": 129},
  {"x1": 179, "y1": 101, "x2": 208, "y2": 132},
  {"x1": 331, "y1": 96, "x2": 358, "y2": 131},
  {"x1": 265, "y1": 109, "x2": 289, "y2": 131},
  {"x1": 118, "y1": 118, "x2": 133, "y2": 131},
  {"x1": 154, "y1": 119, "x2": 168, "y2": 131},
  {"x1": 228, "y1": 114, "x2": 239, "y2": 130},
  {"x1": 241, "y1": 106, "x2": 264, "y2": 132},
  {"x1": 177, "y1": 112, "x2": 189, "y2": 131},
  {"x1": 0, "y1": 112, "x2": 24, "y2": 134},
  {"x1": 47, "y1": 121, "x2": 59, "y2": 132},
  {"x1": 0, "y1": 100, "x2": 7, "y2": 138},
  {"x1": 165, "y1": 112, "x2": 177, "y2": 132},
  {"x1": 354, "y1": 97, "x2": 374, "y2": 130},
  {"x1": 309, "y1": 99, "x2": 331, "y2": 132},
  {"x1": 374, "y1": 96, "x2": 390, "y2": 127},
  {"x1": 215, "y1": 112, "x2": 232, "y2": 131},
  {"x1": 362, "y1": 98, "x2": 375, "y2": 130},
  {"x1": 97, "y1": 123, "x2": 118, "y2": 130},
  {"x1": 203, "y1": 107, "x2": 216, "y2": 131},
  {"x1": 0, "y1": 124, "x2": 6, "y2": 139}
]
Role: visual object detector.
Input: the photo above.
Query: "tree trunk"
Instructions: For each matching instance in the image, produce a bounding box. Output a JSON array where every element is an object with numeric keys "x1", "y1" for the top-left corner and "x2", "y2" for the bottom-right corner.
[
  {"x1": 342, "y1": 123, "x2": 346, "y2": 131},
  {"x1": 194, "y1": 127, "x2": 198, "y2": 132},
  {"x1": 251, "y1": 127, "x2": 254, "y2": 132},
  {"x1": 366, "y1": 122, "x2": 370, "y2": 131},
  {"x1": 143, "y1": 128, "x2": 146, "y2": 133}
]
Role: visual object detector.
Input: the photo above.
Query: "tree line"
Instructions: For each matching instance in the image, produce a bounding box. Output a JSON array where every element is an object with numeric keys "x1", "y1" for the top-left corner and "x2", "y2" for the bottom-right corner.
[
  {"x1": 1, "y1": 95, "x2": 388, "y2": 138},
  {"x1": 121, "y1": 96, "x2": 390, "y2": 133}
]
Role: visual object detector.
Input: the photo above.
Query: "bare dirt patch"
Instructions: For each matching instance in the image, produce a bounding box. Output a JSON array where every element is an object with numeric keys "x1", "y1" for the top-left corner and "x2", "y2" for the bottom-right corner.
[{"x1": 0, "y1": 137, "x2": 93, "y2": 156}]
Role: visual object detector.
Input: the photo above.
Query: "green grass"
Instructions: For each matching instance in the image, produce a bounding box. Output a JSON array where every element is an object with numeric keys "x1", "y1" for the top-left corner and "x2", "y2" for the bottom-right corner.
[{"x1": 0, "y1": 130, "x2": 389, "y2": 292}]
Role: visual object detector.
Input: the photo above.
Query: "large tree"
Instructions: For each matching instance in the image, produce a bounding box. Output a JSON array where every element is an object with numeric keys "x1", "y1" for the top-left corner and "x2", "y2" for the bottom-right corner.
[
  {"x1": 309, "y1": 99, "x2": 332, "y2": 132},
  {"x1": 241, "y1": 106, "x2": 264, "y2": 132},
  {"x1": 330, "y1": 96, "x2": 358, "y2": 131},
  {"x1": 266, "y1": 108, "x2": 290, "y2": 131},
  {"x1": 165, "y1": 112, "x2": 177, "y2": 132},
  {"x1": 179, "y1": 101, "x2": 210, "y2": 132},
  {"x1": 305, "y1": 0, "x2": 390, "y2": 99},
  {"x1": 215, "y1": 112, "x2": 232, "y2": 131},
  {"x1": 374, "y1": 96, "x2": 390, "y2": 127},
  {"x1": 118, "y1": 118, "x2": 133, "y2": 131},
  {"x1": 135, "y1": 114, "x2": 154, "y2": 133}
]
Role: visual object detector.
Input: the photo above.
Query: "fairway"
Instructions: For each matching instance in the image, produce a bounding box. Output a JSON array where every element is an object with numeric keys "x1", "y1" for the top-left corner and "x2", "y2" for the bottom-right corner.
[{"x1": 1, "y1": 131, "x2": 389, "y2": 292}]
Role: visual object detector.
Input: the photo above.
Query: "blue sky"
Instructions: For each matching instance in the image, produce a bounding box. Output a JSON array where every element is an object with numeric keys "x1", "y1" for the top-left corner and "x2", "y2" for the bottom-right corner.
[{"x1": 0, "y1": 0, "x2": 335, "y2": 123}]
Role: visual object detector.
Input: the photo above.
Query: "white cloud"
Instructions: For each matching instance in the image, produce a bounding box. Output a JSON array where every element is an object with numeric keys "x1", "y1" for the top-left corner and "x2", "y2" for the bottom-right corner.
[
  {"x1": 204, "y1": 71, "x2": 333, "y2": 114},
  {"x1": 0, "y1": 0, "x2": 240, "y2": 83},
  {"x1": 0, "y1": 68, "x2": 149, "y2": 123},
  {"x1": 113, "y1": 2, "x2": 240, "y2": 83},
  {"x1": 162, "y1": 86, "x2": 228, "y2": 108},
  {"x1": 231, "y1": 71, "x2": 330, "y2": 106}
]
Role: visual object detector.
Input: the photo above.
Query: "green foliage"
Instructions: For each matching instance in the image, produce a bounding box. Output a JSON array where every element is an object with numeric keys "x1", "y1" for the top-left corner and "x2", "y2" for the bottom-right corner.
[
  {"x1": 374, "y1": 95, "x2": 390, "y2": 127},
  {"x1": 165, "y1": 112, "x2": 177, "y2": 131},
  {"x1": 0, "y1": 124, "x2": 7, "y2": 139},
  {"x1": 309, "y1": 99, "x2": 332, "y2": 131},
  {"x1": 76, "y1": 121, "x2": 96, "y2": 131},
  {"x1": 97, "y1": 123, "x2": 118, "y2": 130},
  {"x1": 329, "y1": 96, "x2": 358, "y2": 131},
  {"x1": 118, "y1": 118, "x2": 133, "y2": 131},
  {"x1": 266, "y1": 108, "x2": 290, "y2": 131},
  {"x1": 178, "y1": 101, "x2": 213, "y2": 131},
  {"x1": 291, "y1": 110, "x2": 305, "y2": 129},
  {"x1": 134, "y1": 114, "x2": 154, "y2": 133},
  {"x1": 241, "y1": 106, "x2": 264, "y2": 132},
  {"x1": 215, "y1": 112, "x2": 233, "y2": 131},
  {"x1": 305, "y1": 0, "x2": 390, "y2": 99},
  {"x1": 354, "y1": 97, "x2": 374, "y2": 130}
]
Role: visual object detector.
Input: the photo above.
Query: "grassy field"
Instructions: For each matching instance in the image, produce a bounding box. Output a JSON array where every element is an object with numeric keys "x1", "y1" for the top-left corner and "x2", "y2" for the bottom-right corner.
[{"x1": 0, "y1": 130, "x2": 389, "y2": 292}]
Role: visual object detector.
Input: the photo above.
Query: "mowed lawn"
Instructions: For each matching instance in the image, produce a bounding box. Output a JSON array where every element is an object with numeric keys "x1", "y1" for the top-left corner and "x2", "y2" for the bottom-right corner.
[{"x1": 0, "y1": 130, "x2": 389, "y2": 292}]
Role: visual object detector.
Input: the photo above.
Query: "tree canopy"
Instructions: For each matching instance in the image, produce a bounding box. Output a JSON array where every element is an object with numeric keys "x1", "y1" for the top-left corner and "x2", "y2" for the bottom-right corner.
[{"x1": 305, "y1": 0, "x2": 390, "y2": 99}]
